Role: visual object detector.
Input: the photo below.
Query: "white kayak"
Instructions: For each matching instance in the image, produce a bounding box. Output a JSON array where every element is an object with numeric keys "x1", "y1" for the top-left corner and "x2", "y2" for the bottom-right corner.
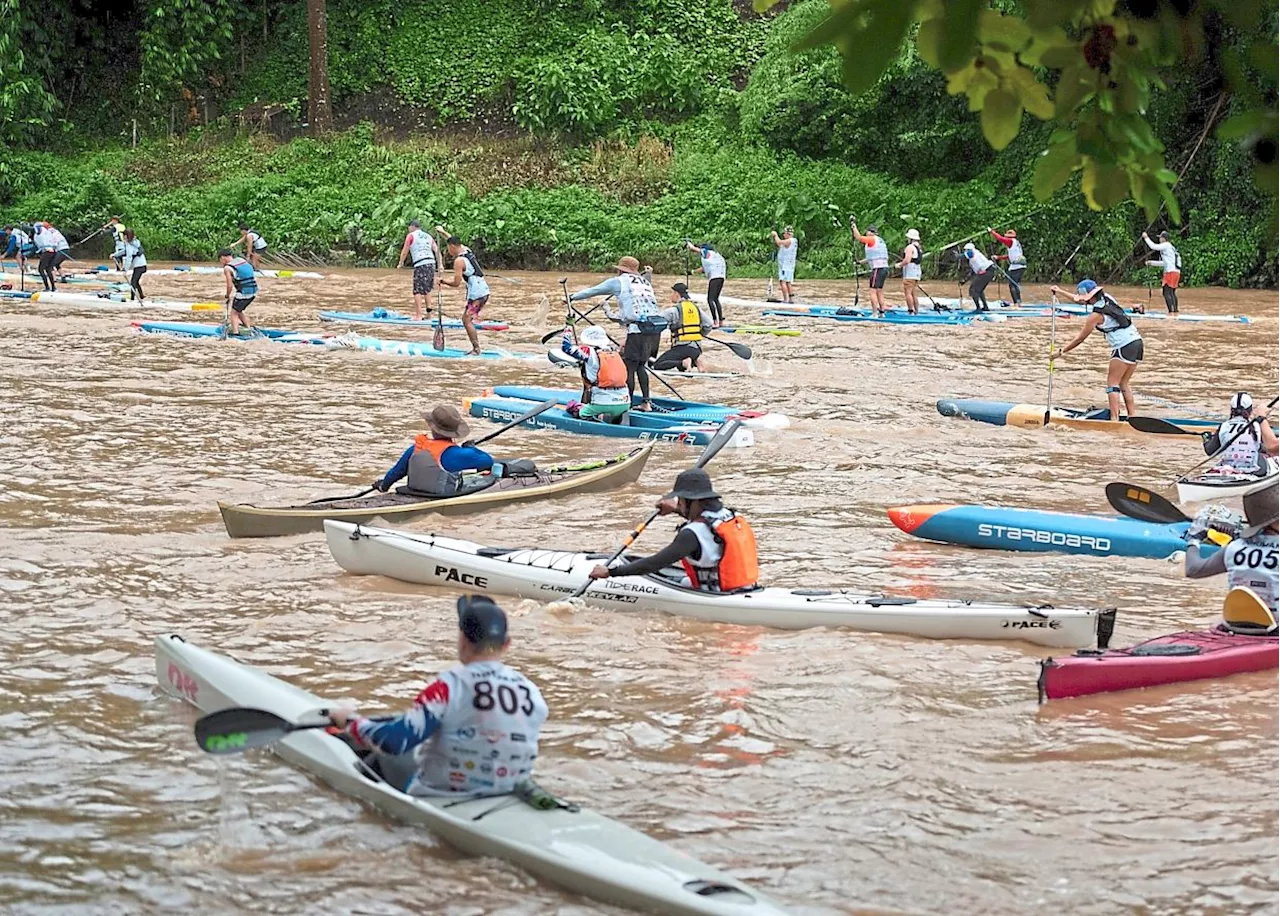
[
  {"x1": 324, "y1": 523, "x2": 1115, "y2": 648},
  {"x1": 155, "y1": 634, "x2": 789, "y2": 916},
  {"x1": 26, "y1": 289, "x2": 222, "y2": 312},
  {"x1": 1177, "y1": 459, "x2": 1279, "y2": 503}
]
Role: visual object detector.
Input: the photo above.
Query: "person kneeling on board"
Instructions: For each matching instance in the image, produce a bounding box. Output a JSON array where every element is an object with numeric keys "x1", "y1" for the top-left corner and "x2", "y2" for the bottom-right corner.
[
  {"x1": 1202, "y1": 392, "x2": 1279, "y2": 474},
  {"x1": 374, "y1": 405, "x2": 501, "y2": 496},
  {"x1": 328, "y1": 595, "x2": 549, "y2": 796},
  {"x1": 651, "y1": 282, "x2": 711, "y2": 373},
  {"x1": 588, "y1": 469, "x2": 759, "y2": 592},
  {"x1": 561, "y1": 325, "x2": 632, "y2": 424},
  {"x1": 1185, "y1": 486, "x2": 1279, "y2": 624},
  {"x1": 1049, "y1": 279, "x2": 1143, "y2": 422}
]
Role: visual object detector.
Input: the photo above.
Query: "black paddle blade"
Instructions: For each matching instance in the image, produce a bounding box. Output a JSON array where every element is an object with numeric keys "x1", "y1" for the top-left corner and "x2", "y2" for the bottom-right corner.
[
  {"x1": 1127, "y1": 416, "x2": 1194, "y2": 436},
  {"x1": 1105, "y1": 482, "x2": 1189, "y2": 524},
  {"x1": 195, "y1": 707, "x2": 297, "y2": 754}
]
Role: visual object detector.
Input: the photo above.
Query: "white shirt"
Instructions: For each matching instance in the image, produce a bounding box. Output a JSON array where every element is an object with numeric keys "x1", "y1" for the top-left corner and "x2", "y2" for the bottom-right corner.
[
  {"x1": 966, "y1": 249, "x2": 993, "y2": 273},
  {"x1": 1224, "y1": 533, "x2": 1279, "y2": 613},
  {"x1": 700, "y1": 250, "x2": 726, "y2": 280},
  {"x1": 1144, "y1": 238, "x2": 1180, "y2": 273},
  {"x1": 776, "y1": 239, "x2": 797, "y2": 271}
]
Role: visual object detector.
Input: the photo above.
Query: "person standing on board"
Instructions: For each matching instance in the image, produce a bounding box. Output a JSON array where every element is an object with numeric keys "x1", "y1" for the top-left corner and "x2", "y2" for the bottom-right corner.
[
  {"x1": 770, "y1": 227, "x2": 798, "y2": 304},
  {"x1": 1202, "y1": 393, "x2": 1279, "y2": 472},
  {"x1": 3, "y1": 224, "x2": 32, "y2": 275},
  {"x1": 570, "y1": 256, "x2": 665, "y2": 411},
  {"x1": 1141, "y1": 230, "x2": 1181, "y2": 313},
  {"x1": 374, "y1": 404, "x2": 496, "y2": 495},
  {"x1": 588, "y1": 469, "x2": 759, "y2": 593},
  {"x1": 236, "y1": 222, "x2": 269, "y2": 272},
  {"x1": 560, "y1": 325, "x2": 632, "y2": 423},
  {"x1": 988, "y1": 227, "x2": 1026, "y2": 305},
  {"x1": 396, "y1": 220, "x2": 441, "y2": 321},
  {"x1": 1049, "y1": 279, "x2": 1143, "y2": 421},
  {"x1": 850, "y1": 219, "x2": 889, "y2": 317},
  {"x1": 685, "y1": 240, "x2": 727, "y2": 327},
  {"x1": 1185, "y1": 486, "x2": 1279, "y2": 618},
  {"x1": 33, "y1": 222, "x2": 63, "y2": 290},
  {"x1": 436, "y1": 232, "x2": 490, "y2": 355},
  {"x1": 962, "y1": 243, "x2": 996, "y2": 311},
  {"x1": 328, "y1": 595, "x2": 549, "y2": 796},
  {"x1": 652, "y1": 282, "x2": 712, "y2": 373},
  {"x1": 219, "y1": 247, "x2": 258, "y2": 335},
  {"x1": 100, "y1": 216, "x2": 128, "y2": 270},
  {"x1": 121, "y1": 229, "x2": 148, "y2": 302},
  {"x1": 899, "y1": 229, "x2": 923, "y2": 315}
]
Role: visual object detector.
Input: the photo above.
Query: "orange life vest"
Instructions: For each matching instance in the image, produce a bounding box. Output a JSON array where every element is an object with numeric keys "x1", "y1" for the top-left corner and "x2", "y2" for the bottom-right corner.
[
  {"x1": 413, "y1": 435, "x2": 453, "y2": 459},
  {"x1": 595, "y1": 350, "x2": 628, "y2": 389},
  {"x1": 681, "y1": 512, "x2": 759, "y2": 592}
]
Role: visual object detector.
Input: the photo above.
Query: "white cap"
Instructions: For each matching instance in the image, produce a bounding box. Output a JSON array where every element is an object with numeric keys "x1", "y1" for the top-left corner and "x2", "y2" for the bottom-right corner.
[
  {"x1": 580, "y1": 326, "x2": 611, "y2": 348},
  {"x1": 906, "y1": 229, "x2": 920, "y2": 241},
  {"x1": 964, "y1": 242, "x2": 975, "y2": 252},
  {"x1": 1231, "y1": 392, "x2": 1253, "y2": 412}
]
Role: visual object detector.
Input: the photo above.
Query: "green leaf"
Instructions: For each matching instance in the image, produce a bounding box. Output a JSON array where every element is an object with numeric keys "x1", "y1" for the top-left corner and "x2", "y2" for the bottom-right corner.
[
  {"x1": 1082, "y1": 160, "x2": 1127, "y2": 210},
  {"x1": 1054, "y1": 64, "x2": 1093, "y2": 119},
  {"x1": 915, "y1": 18, "x2": 947, "y2": 70},
  {"x1": 978, "y1": 9, "x2": 1031, "y2": 53},
  {"x1": 1033, "y1": 136, "x2": 1079, "y2": 200},
  {"x1": 980, "y1": 87, "x2": 1022, "y2": 150},
  {"x1": 937, "y1": 0, "x2": 983, "y2": 71},
  {"x1": 1009, "y1": 66, "x2": 1054, "y2": 119}
]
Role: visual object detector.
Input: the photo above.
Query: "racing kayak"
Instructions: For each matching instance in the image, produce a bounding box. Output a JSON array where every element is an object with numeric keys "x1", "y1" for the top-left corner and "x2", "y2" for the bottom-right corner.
[
  {"x1": 1037, "y1": 625, "x2": 1278, "y2": 701},
  {"x1": 155, "y1": 635, "x2": 786, "y2": 915},
  {"x1": 30, "y1": 290, "x2": 221, "y2": 312},
  {"x1": 324, "y1": 523, "x2": 1116, "y2": 647},
  {"x1": 319, "y1": 309, "x2": 509, "y2": 331},
  {"x1": 545, "y1": 348, "x2": 740, "y2": 381},
  {"x1": 936, "y1": 398, "x2": 1220, "y2": 435},
  {"x1": 488, "y1": 385, "x2": 790, "y2": 430},
  {"x1": 220, "y1": 447, "x2": 652, "y2": 538},
  {"x1": 762, "y1": 309, "x2": 980, "y2": 326},
  {"x1": 887, "y1": 503, "x2": 1194, "y2": 559},
  {"x1": 1176, "y1": 460, "x2": 1279, "y2": 503},
  {"x1": 464, "y1": 396, "x2": 755, "y2": 448}
]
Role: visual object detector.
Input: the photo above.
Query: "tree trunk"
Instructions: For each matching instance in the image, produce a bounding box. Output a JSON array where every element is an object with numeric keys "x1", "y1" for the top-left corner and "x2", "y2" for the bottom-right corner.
[{"x1": 307, "y1": 0, "x2": 333, "y2": 134}]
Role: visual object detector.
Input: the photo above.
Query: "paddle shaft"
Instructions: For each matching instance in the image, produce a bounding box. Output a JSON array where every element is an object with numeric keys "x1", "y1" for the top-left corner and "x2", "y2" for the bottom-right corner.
[
  {"x1": 474, "y1": 398, "x2": 557, "y2": 444},
  {"x1": 563, "y1": 300, "x2": 685, "y2": 400},
  {"x1": 848, "y1": 216, "x2": 860, "y2": 307},
  {"x1": 1178, "y1": 396, "x2": 1279, "y2": 480},
  {"x1": 1046, "y1": 292, "x2": 1057, "y2": 422}
]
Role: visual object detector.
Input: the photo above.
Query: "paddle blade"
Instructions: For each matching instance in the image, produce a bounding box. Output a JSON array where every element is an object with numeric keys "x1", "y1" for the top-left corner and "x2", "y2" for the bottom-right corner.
[
  {"x1": 194, "y1": 707, "x2": 302, "y2": 754},
  {"x1": 433, "y1": 324, "x2": 445, "y2": 351},
  {"x1": 1127, "y1": 416, "x2": 1193, "y2": 435},
  {"x1": 1105, "y1": 482, "x2": 1189, "y2": 524},
  {"x1": 712, "y1": 337, "x2": 752, "y2": 360},
  {"x1": 694, "y1": 418, "x2": 743, "y2": 469}
]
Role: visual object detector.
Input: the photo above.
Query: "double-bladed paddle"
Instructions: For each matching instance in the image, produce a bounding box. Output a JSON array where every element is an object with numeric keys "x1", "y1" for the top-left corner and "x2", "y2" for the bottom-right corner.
[
  {"x1": 1174, "y1": 395, "x2": 1280, "y2": 481},
  {"x1": 569, "y1": 418, "x2": 743, "y2": 599},
  {"x1": 195, "y1": 707, "x2": 331, "y2": 754},
  {"x1": 1105, "y1": 482, "x2": 1189, "y2": 524}
]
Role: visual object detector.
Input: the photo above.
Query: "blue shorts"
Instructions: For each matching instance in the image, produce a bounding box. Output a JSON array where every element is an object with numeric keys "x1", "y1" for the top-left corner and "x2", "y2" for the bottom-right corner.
[{"x1": 778, "y1": 267, "x2": 795, "y2": 282}]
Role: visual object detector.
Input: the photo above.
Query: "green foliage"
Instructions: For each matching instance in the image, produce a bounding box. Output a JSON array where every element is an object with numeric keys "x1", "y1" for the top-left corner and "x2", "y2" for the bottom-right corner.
[
  {"x1": 0, "y1": 0, "x2": 59, "y2": 149},
  {"x1": 137, "y1": 0, "x2": 242, "y2": 109}
]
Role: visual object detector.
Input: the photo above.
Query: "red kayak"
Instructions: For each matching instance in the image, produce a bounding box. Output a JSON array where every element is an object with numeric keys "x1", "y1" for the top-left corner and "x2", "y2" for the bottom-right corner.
[{"x1": 1038, "y1": 626, "x2": 1279, "y2": 702}]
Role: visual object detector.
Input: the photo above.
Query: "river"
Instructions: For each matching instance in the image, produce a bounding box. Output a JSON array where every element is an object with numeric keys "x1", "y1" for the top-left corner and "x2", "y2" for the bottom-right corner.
[{"x1": 1, "y1": 267, "x2": 1276, "y2": 915}]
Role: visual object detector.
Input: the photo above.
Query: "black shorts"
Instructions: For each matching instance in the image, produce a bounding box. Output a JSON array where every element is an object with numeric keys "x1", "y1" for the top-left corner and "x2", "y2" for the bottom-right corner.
[
  {"x1": 253, "y1": 244, "x2": 269, "y2": 255},
  {"x1": 412, "y1": 263, "x2": 435, "y2": 295},
  {"x1": 622, "y1": 332, "x2": 661, "y2": 365},
  {"x1": 651, "y1": 342, "x2": 702, "y2": 370},
  {"x1": 231, "y1": 296, "x2": 255, "y2": 313},
  {"x1": 53, "y1": 250, "x2": 72, "y2": 268},
  {"x1": 1111, "y1": 339, "x2": 1144, "y2": 364},
  {"x1": 869, "y1": 267, "x2": 888, "y2": 289}
]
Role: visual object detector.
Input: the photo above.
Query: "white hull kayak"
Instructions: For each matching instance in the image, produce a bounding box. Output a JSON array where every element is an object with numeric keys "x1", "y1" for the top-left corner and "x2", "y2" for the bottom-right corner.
[
  {"x1": 1176, "y1": 460, "x2": 1279, "y2": 503},
  {"x1": 324, "y1": 523, "x2": 1115, "y2": 648},
  {"x1": 28, "y1": 289, "x2": 221, "y2": 313},
  {"x1": 155, "y1": 635, "x2": 787, "y2": 916}
]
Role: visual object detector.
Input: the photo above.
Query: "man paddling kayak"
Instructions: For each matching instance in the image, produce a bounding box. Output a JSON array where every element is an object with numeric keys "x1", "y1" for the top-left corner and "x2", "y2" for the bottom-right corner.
[
  {"x1": 1185, "y1": 486, "x2": 1279, "y2": 617},
  {"x1": 1142, "y1": 230, "x2": 1181, "y2": 313},
  {"x1": 328, "y1": 595, "x2": 549, "y2": 795},
  {"x1": 652, "y1": 282, "x2": 711, "y2": 373},
  {"x1": 850, "y1": 219, "x2": 889, "y2": 317},
  {"x1": 770, "y1": 226, "x2": 798, "y2": 304},
  {"x1": 685, "y1": 240, "x2": 727, "y2": 326},
  {"x1": 570, "y1": 256, "x2": 665, "y2": 411},
  {"x1": 396, "y1": 219, "x2": 441, "y2": 321},
  {"x1": 437, "y1": 232, "x2": 490, "y2": 355},
  {"x1": 219, "y1": 248, "x2": 258, "y2": 335},
  {"x1": 1049, "y1": 279, "x2": 1144, "y2": 422},
  {"x1": 560, "y1": 325, "x2": 631, "y2": 423},
  {"x1": 588, "y1": 469, "x2": 759, "y2": 592},
  {"x1": 375, "y1": 404, "x2": 497, "y2": 495},
  {"x1": 1204, "y1": 393, "x2": 1279, "y2": 472}
]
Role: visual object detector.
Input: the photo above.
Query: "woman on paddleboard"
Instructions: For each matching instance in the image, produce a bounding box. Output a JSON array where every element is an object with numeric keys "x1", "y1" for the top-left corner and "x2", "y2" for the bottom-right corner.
[
  {"x1": 900, "y1": 229, "x2": 923, "y2": 315},
  {"x1": 560, "y1": 325, "x2": 631, "y2": 423},
  {"x1": 1049, "y1": 279, "x2": 1143, "y2": 422}
]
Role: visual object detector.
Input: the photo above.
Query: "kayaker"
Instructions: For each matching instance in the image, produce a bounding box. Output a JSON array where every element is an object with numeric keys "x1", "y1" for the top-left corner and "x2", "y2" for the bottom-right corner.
[
  {"x1": 587, "y1": 469, "x2": 759, "y2": 592},
  {"x1": 850, "y1": 219, "x2": 889, "y2": 317},
  {"x1": 769, "y1": 226, "x2": 798, "y2": 304},
  {"x1": 104, "y1": 216, "x2": 128, "y2": 270},
  {"x1": 685, "y1": 240, "x2": 726, "y2": 327},
  {"x1": 2, "y1": 224, "x2": 31, "y2": 274},
  {"x1": 988, "y1": 228, "x2": 1026, "y2": 305},
  {"x1": 1141, "y1": 230, "x2": 1181, "y2": 313},
  {"x1": 396, "y1": 219, "x2": 441, "y2": 321},
  {"x1": 121, "y1": 229, "x2": 147, "y2": 302},
  {"x1": 218, "y1": 247, "x2": 258, "y2": 336},
  {"x1": 328, "y1": 594, "x2": 549, "y2": 796},
  {"x1": 1185, "y1": 486, "x2": 1279, "y2": 616},
  {"x1": 652, "y1": 282, "x2": 711, "y2": 373},
  {"x1": 375, "y1": 404, "x2": 496, "y2": 495},
  {"x1": 1203, "y1": 393, "x2": 1279, "y2": 472},
  {"x1": 570, "y1": 256, "x2": 665, "y2": 411},
  {"x1": 437, "y1": 232, "x2": 490, "y2": 356},
  {"x1": 900, "y1": 228, "x2": 923, "y2": 315},
  {"x1": 560, "y1": 325, "x2": 631, "y2": 423},
  {"x1": 1048, "y1": 279, "x2": 1143, "y2": 422},
  {"x1": 961, "y1": 243, "x2": 995, "y2": 311},
  {"x1": 236, "y1": 222, "x2": 268, "y2": 271}
]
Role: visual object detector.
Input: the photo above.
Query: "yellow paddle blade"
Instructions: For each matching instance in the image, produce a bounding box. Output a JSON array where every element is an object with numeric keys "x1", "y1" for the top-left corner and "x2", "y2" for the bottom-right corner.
[
  {"x1": 192, "y1": 302, "x2": 222, "y2": 311},
  {"x1": 277, "y1": 270, "x2": 294, "y2": 278},
  {"x1": 1222, "y1": 586, "x2": 1276, "y2": 629},
  {"x1": 1206, "y1": 529, "x2": 1232, "y2": 547}
]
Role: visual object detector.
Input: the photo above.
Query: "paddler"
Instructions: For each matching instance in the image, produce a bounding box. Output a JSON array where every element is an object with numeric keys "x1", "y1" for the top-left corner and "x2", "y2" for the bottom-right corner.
[
  {"x1": 850, "y1": 219, "x2": 889, "y2": 317},
  {"x1": 32, "y1": 221, "x2": 64, "y2": 291},
  {"x1": 104, "y1": 216, "x2": 128, "y2": 270},
  {"x1": 327, "y1": 595, "x2": 549, "y2": 796},
  {"x1": 1049, "y1": 279, "x2": 1144, "y2": 421},
  {"x1": 1141, "y1": 230, "x2": 1181, "y2": 313},
  {"x1": 570, "y1": 256, "x2": 665, "y2": 411},
  {"x1": 588, "y1": 469, "x2": 759, "y2": 592},
  {"x1": 769, "y1": 226, "x2": 798, "y2": 304},
  {"x1": 899, "y1": 228, "x2": 923, "y2": 315},
  {"x1": 651, "y1": 282, "x2": 711, "y2": 373},
  {"x1": 961, "y1": 242, "x2": 995, "y2": 311},
  {"x1": 561, "y1": 325, "x2": 631, "y2": 423},
  {"x1": 218, "y1": 247, "x2": 258, "y2": 335},
  {"x1": 436, "y1": 231, "x2": 490, "y2": 355},
  {"x1": 1185, "y1": 486, "x2": 1279, "y2": 618},
  {"x1": 988, "y1": 227, "x2": 1026, "y2": 305},
  {"x1": 684, "y1": 240, "x2": 726, "y2": 327},
  {"x1": 236, "y1": 222, "x2": 269, "y2": 271},
  {"x1": 1203, "y1": 393, "x2": 1279, "y2": 472},
  {"x1": 121, "y1": 229, "x2": 147, "y2": 302},
  {"x1": 374, "y1": 404, "x2": 496, "y2": 495},
  {"x1": 396, "y1": 219, "x2": 441, "y2": 321},
  {"x1": 2, "y1": 224, "x2": 31, "y2": 274}
]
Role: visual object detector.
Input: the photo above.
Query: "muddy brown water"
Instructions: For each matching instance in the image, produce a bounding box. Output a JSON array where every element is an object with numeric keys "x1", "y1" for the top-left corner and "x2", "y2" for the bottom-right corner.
[{"x1": 1, "y1": 266, "x2": 1276, "y2": 915}]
